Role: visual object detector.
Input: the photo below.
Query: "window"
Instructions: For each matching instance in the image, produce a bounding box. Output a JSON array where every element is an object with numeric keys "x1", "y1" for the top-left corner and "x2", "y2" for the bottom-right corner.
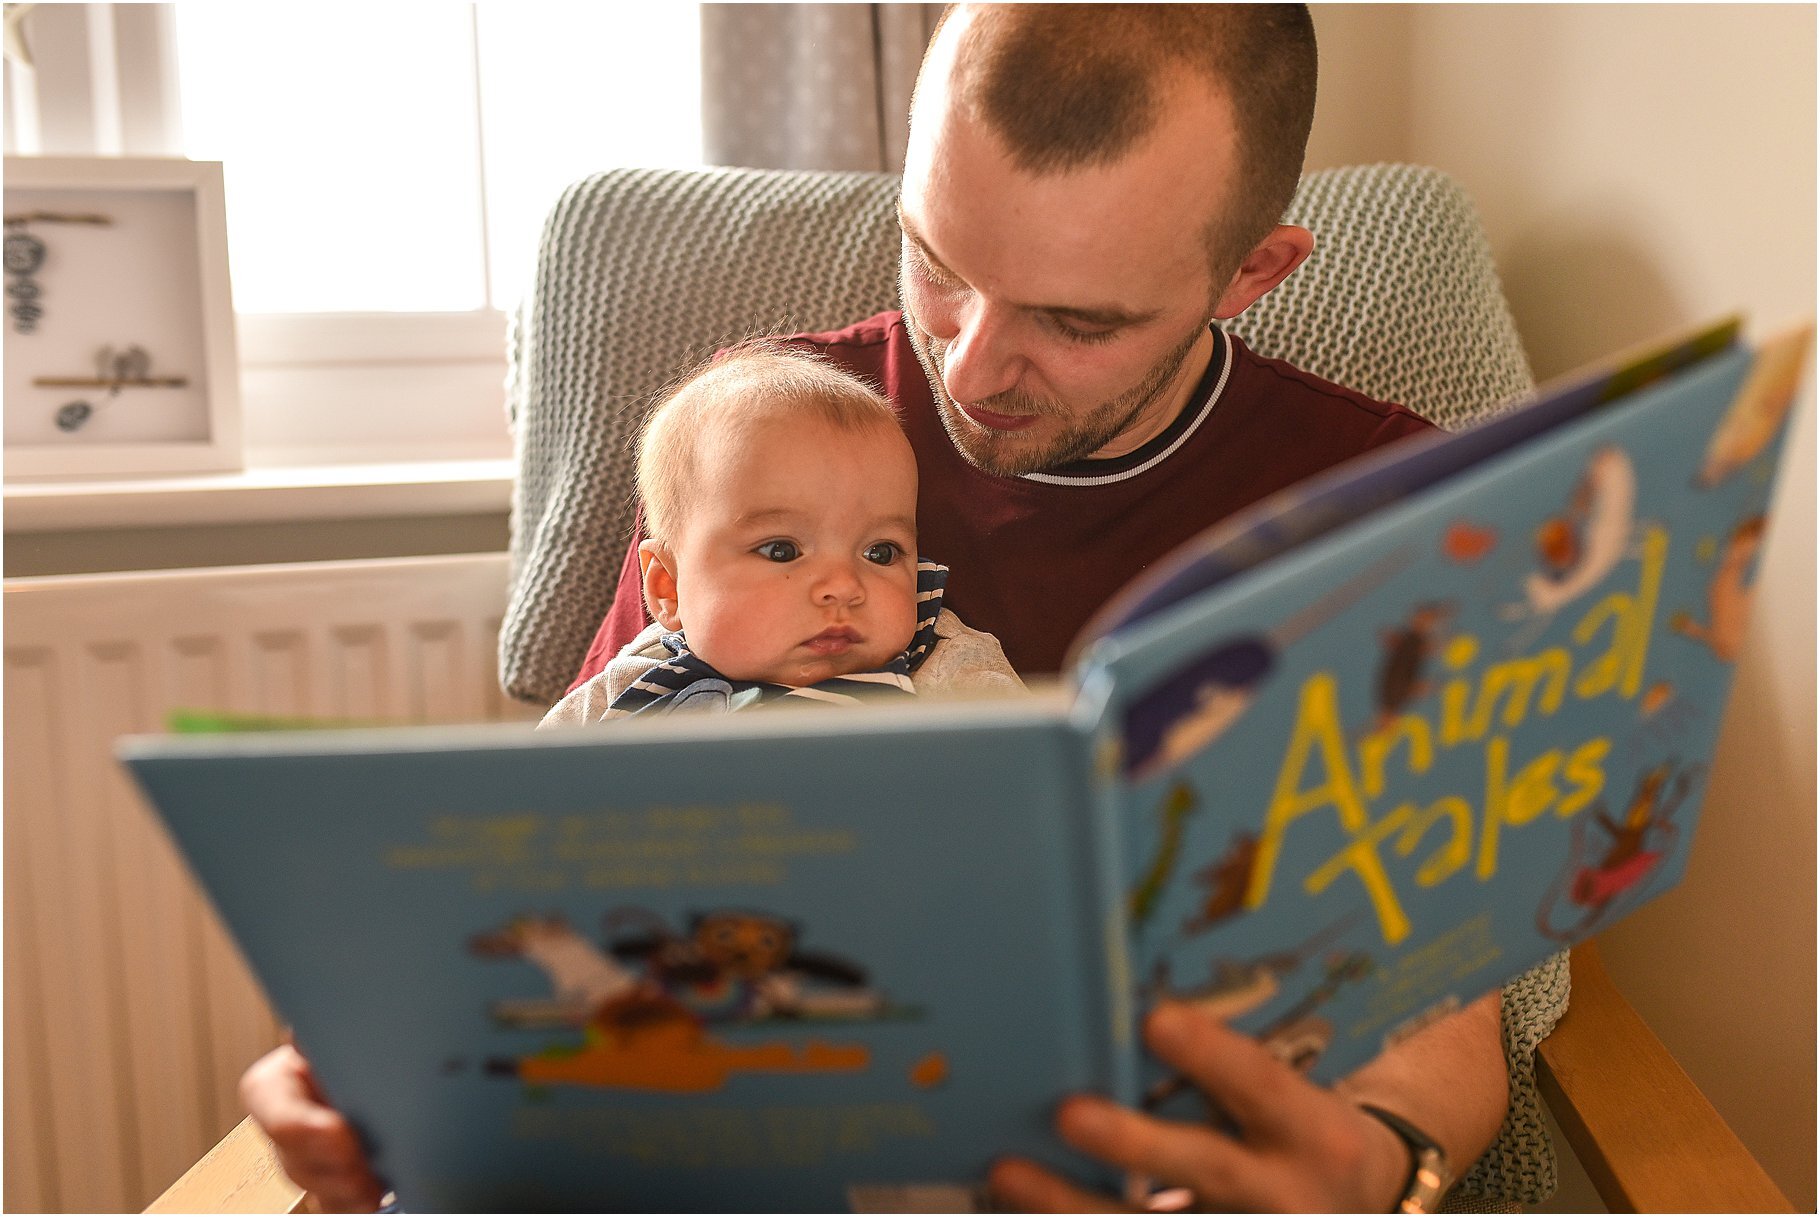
[
  {"x1": 8, "y1": 3, "x2": 704, "y2": 465},
  {"x1": 172, "y1": 4, "x2": 703, "y2": 315}
]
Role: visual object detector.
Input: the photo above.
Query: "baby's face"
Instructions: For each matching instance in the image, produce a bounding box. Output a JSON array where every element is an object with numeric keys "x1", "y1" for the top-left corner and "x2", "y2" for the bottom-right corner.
[{"x1": 658, "y1": 414, "x2": 920, "y2": 687}]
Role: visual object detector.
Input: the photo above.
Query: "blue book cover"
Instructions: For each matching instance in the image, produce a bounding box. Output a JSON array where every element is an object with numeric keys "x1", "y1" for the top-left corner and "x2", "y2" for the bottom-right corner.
[
  {"x1": 1077, "y1": 320, "x2": 1810, "y2": 1112},
  {"x1": 127, "y1": 701, "x2": 1125, "y2": 1212},
  {"x1": 120, "y1": 318, "x2": 1809, "y2": 1211}
]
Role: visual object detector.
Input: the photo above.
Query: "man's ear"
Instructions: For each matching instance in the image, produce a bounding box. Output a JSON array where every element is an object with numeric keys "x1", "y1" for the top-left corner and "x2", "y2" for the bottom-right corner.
[
  {"x1": 1211, "y1": 224, "x2": 1315, "y2": 321},
  {"x1": 638, "y1": 538, "x2": 684, "y2": 632}
]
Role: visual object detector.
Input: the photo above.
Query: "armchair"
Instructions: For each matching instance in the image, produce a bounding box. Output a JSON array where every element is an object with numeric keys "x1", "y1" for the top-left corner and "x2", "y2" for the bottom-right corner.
[{"x1": 151, "y1": 165, "x2": 1791, "y2": 1213}]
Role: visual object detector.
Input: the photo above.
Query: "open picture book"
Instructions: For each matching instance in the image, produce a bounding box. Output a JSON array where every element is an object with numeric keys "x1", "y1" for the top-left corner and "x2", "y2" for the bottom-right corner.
[{"x1": 122, "y1": 316, "x2": 1811, "y2": 1212}]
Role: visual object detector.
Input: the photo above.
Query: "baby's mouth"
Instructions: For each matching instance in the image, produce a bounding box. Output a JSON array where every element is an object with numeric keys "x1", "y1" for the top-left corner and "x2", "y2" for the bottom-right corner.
[{"x1": 803, "y1": 626, "x2": 861, "y2": 655}]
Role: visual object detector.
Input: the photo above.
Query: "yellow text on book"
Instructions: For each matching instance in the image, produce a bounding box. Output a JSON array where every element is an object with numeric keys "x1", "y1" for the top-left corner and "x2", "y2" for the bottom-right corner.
[{"x1": 1245, "y1": 525, "x2": 1667, "y2": 945}]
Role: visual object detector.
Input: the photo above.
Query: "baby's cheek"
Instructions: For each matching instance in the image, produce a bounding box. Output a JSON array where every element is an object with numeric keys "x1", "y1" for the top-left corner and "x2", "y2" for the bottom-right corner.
[{"x1": 683, "y1": 599, "x2": 768, "y2": 679}]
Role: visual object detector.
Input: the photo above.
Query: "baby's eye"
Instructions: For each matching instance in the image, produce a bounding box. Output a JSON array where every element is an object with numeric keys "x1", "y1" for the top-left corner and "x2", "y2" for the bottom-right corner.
[
  {"x1": 756, "y1": 541, "x2": 800, "y2": 563},
  {"x1": 863, "y1": 542, "x2": 903, "y2": 566}
]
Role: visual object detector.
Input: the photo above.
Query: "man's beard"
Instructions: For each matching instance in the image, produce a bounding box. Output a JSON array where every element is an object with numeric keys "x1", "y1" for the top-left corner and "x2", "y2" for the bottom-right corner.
[{"x1": 901, "y1": 300, "x2": 1209, "y2": 478}]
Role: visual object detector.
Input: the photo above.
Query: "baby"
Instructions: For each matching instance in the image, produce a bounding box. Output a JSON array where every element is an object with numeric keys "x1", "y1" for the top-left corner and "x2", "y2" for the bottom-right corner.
[{"x1": 542, "y1": 344, "x2": 1021, "y2": 724}]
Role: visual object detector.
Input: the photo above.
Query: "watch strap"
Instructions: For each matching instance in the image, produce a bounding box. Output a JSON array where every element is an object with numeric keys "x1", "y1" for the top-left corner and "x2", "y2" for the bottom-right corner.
[{"x1": 1358, "y1": 1103, "x2": 1453, "y2": 1214}]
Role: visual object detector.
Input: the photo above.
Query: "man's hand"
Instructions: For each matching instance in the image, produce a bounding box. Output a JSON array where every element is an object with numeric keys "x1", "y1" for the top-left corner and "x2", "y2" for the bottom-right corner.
[
  {"x1": 240, "y1": 1043, "x2": 387, "y2": 1213},
  {"x1": 988, "y1": 1001, "x2": 1447, "y2": 1213}
]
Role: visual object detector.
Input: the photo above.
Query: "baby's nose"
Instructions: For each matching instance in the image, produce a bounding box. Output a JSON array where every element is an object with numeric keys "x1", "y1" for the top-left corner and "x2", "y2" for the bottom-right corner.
[{"x1": 813, "y1": 562, "x2": 865, "y2": 603}]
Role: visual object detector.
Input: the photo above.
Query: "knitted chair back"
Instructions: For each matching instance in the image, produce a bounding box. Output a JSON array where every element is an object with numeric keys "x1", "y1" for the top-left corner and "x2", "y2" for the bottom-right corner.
[{"x1": 501, "y1": 163, "x2": 1533, "y2": 706}]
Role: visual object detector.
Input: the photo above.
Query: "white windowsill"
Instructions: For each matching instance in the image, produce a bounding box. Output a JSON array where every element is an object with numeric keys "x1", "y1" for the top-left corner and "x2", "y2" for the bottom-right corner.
[{"x1": 3, "y1": 458, "x2": 515, "y2": 533}]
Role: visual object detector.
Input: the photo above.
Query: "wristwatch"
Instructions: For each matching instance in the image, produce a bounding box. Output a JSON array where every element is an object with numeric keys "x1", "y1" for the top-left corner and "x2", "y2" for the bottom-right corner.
[{"x1": 1358, "y1": 1103, "x2": 1453, "y2": 1214}]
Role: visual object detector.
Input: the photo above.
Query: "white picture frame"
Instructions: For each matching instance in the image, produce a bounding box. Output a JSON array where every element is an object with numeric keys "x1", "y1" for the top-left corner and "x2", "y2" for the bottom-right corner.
[{"x1": 3, "y1": 156, "x2": 243, "y2": 479}]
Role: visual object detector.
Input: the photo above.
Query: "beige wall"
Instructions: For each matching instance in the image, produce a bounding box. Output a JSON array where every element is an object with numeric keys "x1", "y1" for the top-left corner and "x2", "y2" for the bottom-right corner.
[{"x1": 1310, "y1": 5, "x2": 1816, "y2": 1209}]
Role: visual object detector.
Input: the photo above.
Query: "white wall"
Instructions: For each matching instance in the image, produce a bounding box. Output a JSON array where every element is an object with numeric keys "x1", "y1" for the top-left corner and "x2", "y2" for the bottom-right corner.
[{"x1": 1310, "y1": 5, "x2": 1816, "y2": 1209}]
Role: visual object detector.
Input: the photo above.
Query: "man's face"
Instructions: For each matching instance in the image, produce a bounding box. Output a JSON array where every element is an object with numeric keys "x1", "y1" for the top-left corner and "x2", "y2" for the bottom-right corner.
[
  {"x1": 656, "y1": 413, "x2": 921, "y2": 688},
  {"x1": 897, "y1": 21, "x2": 1243, "y2": 477}
]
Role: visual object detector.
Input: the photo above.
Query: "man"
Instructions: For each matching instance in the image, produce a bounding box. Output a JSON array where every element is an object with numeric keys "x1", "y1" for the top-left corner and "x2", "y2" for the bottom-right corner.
[
  {"x1": 577, "y1": 4, "x2": 1431, "y2": 685},
  {"x1": 244, "y1": 6, "x2": 1532, "y2": 1210}
]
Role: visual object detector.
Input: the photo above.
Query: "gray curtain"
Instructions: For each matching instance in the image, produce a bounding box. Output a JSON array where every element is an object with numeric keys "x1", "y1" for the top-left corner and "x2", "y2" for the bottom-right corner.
[{"x1": 701, "y1": 3, "x2": 943, "y2": 172}]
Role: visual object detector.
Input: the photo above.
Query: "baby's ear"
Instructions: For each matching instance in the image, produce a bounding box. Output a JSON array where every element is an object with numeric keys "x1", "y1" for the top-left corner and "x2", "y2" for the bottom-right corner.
[{"x1": 638, "y1": 539, "x2": 685, "y2": 631}]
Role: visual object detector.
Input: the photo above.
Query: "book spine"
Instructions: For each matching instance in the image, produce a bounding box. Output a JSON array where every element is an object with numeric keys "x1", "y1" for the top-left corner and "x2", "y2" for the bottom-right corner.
[{"x1": 1070, "y1": 668, "x2": 1140, "y2": 1112}]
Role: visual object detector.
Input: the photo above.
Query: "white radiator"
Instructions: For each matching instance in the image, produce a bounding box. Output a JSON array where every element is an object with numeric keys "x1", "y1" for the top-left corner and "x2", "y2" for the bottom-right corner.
[{"x1": 4, "y1": 552, "x2": 541, "y2": 1213}]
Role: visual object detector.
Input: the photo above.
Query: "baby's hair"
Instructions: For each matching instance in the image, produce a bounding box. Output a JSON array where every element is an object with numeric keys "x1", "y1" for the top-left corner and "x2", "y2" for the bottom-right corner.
[{"x1": 637, "y1": 341, "x2": 902, "y2": 545}]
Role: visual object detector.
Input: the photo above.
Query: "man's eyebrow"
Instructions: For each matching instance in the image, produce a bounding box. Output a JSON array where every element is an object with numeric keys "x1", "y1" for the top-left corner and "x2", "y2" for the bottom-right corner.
[
  {"x1": 1045, "y1": 302, "x2": 1161, "y2": 328},
  {"x1": 898, "y1": 204, "x2": 1160, "y2": 329}
]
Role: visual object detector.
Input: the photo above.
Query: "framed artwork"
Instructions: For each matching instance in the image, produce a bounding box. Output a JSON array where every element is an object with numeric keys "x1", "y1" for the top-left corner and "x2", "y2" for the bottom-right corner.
[{"x1": 3, "y1": 156, "x2": 244, "y2": 479}]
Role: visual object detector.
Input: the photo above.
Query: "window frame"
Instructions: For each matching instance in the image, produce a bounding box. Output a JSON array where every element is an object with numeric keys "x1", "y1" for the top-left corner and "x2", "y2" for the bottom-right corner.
[{"x1": 5, "y1": 3, "x2": 526, "y2": 469}]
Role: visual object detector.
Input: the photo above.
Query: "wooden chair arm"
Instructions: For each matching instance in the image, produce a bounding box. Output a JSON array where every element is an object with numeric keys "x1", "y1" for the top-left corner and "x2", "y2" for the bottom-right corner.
[
  {"x1": 145, "y1": 1115, "x2": 304, "y2": 1214},
  {"x1": 1537, "y1": 941, "x2": 1791, "y2": 1213}
]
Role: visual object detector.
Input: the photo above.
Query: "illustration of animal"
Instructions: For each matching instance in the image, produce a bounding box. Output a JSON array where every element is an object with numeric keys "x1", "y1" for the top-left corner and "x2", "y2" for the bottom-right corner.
[
  {"x1": 607, "y1": 908, "x2": 882, "y2": 1022},
  {"x1": 1368, "y1": 601, "x2": 1454, "y2": 736},
  {"x1": 468, "y1": 912, "x2": 640, "y2": 1027},
  {"x1": 1537, "y1": 759, "x2": 1703, "y2": 940},
  {"x1": 1142, "y1": 941, "x2": 1368, "y2": 1110},
  {"x1": 1122, "y1": 550, "x2": 1414, "y2": 782},
  {"x1": 1671, "y1": 514, "x2": 1766, "y2": 663},
  {"x1": 1521, "y1": 446, "x2": 1636, "y2": 617},
  {"x1": 1442, "y1": 520, "x2": 1499, "y2": 564},
  {"x1": 1584, "y1": 763, "x2": 1677, "y2": 896},
  {"x1": 471, "y1": 909, "x2": 884, "y2": 1095},
  {"x1": 1697, "y1": 334, "x2": 1807, "y2": 487},
  {"x1": 1128, "y1": 783, "x2": 1199, "y2": 926},
  {"x1": 1180, "y1": 832, "x2": 1262, "y2": 935}
]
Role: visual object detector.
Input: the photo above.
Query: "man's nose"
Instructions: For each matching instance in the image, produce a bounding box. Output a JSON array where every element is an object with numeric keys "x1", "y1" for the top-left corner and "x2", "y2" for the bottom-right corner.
[{"x1": 939, "y1": 301, "x2": 1023, "y2": 406}]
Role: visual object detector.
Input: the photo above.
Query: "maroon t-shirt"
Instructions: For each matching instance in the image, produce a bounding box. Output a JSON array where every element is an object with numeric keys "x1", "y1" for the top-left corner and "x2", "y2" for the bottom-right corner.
[{"x1": 574, "y1": 309, "x2": 1432, "y2": 687}]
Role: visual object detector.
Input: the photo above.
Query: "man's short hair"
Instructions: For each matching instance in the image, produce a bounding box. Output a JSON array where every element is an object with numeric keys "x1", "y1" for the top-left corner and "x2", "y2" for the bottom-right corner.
[
  {"x1": 637, "y1": 343, "x2": 901, "y2": 545},
  {"x1": 935, "y1": 4, "x2": 1318, "y2": 280}
]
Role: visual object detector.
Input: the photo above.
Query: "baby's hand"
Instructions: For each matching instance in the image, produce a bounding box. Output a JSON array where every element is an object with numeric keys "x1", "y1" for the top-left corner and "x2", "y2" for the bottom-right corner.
[{"x1": 240, "y1": 1042, "x2": 388, "y2": 1212}]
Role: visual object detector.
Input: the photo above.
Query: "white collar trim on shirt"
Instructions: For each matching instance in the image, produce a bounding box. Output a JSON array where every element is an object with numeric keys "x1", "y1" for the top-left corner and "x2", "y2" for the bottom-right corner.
[{"x1": 1018, "y1": 327, "x2": 1233, "y2": 487}]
